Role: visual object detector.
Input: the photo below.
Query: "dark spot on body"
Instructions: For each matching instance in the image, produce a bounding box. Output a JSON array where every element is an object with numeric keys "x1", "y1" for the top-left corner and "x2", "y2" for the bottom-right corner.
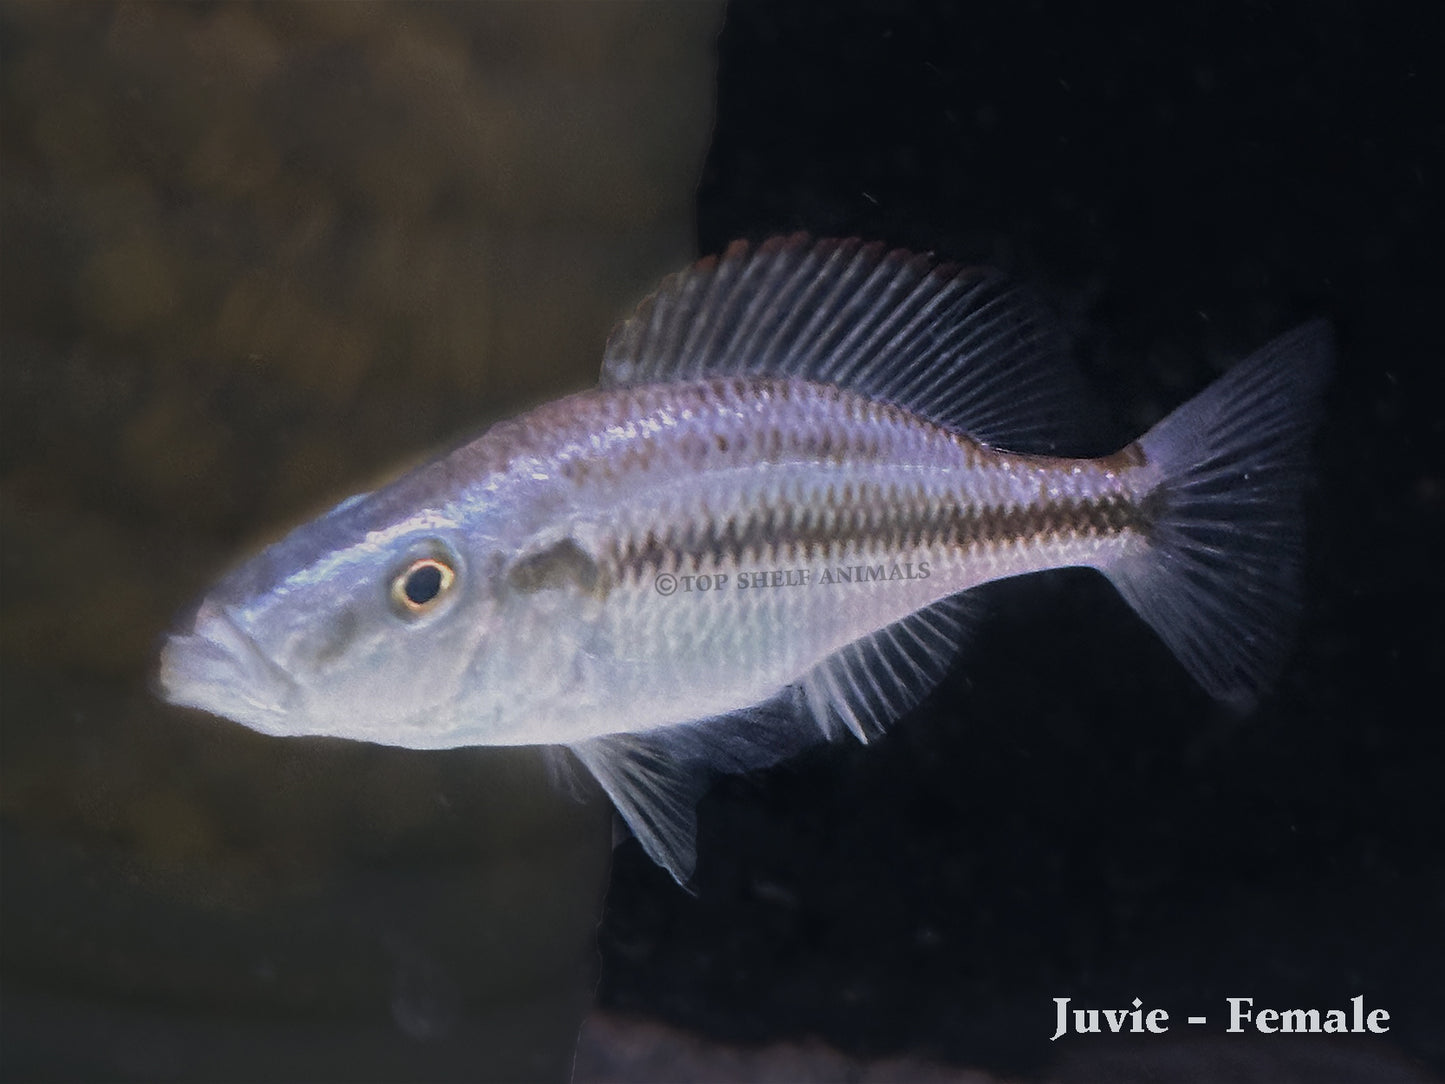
[{"x1": 507, "y1": 537, "x2": 605, "y2": 597}]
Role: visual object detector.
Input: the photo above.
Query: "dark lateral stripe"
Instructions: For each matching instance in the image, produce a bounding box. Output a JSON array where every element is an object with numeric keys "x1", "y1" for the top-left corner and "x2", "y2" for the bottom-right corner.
[{"x1": 611, "y1": 491, "x2": 1151, "y2": 580}]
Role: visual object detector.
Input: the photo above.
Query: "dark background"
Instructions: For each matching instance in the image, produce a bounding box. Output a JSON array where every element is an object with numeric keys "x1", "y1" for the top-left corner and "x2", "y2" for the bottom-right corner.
[{"x1": 595, "y1": 0, "x2": 1444, "y2": 1078}]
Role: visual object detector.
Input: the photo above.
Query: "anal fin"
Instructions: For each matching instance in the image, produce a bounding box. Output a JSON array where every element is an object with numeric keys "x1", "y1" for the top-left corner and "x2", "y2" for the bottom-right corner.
[{"x1": 798, "y1": 594, "x2": 976, "y2": 742}]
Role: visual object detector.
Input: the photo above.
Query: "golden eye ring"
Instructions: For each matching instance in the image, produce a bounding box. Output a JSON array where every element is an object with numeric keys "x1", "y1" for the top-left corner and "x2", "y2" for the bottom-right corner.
[{"x1": 390, "y1": 557, "x2": 456, "y2": 616}]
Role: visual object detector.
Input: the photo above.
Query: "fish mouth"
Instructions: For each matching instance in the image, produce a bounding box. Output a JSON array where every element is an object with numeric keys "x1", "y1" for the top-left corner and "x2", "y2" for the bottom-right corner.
[{"x1": 157, "y1": 599, "x2": 299, "y2": 736}]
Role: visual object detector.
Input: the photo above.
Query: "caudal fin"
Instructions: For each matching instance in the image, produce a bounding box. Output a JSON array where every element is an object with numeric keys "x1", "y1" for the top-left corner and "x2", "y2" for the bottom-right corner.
[{"x1": 1104, "y1": 321, "x2": 1333, "y2": 709}]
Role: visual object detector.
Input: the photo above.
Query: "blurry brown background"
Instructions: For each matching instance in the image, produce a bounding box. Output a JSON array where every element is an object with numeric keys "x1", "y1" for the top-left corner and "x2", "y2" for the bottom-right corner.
[{"x1": 0, "y1": 3, "x2": 721, "y2": 1080}]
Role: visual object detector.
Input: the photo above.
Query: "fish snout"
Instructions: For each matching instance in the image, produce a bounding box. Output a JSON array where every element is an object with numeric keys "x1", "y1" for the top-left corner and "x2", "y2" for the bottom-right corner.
[{"x1": 156, "y1": 597, "x2": 297, "y2": 732}]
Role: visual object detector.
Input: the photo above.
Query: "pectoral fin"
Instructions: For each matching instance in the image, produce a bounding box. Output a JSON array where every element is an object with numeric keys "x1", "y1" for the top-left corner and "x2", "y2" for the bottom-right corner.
[{"x1": 569, "y1": 699, "x2": 827, "y2": 885}]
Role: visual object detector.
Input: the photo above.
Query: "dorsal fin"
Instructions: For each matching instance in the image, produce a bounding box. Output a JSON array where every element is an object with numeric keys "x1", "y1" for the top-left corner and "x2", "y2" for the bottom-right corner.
[{"x1": 601, "y1": 234, "x2": 1102, "y2": 455}]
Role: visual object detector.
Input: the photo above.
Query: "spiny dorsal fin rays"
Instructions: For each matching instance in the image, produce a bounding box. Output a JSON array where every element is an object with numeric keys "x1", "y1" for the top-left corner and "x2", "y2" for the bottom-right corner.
[
  {"x1": 789, "y1": 243, "x2": 911, "y2": 383},
  {"x1": 601, "y1": 234, "x2": 1105, "y2": 457},
  {"x1": 729, "y1": 241, "x2": 835, "y2": 372}
]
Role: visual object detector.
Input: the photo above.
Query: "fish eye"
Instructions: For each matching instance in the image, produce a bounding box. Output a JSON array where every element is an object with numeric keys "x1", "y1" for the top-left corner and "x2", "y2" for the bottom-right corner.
[{"x1": 390, "y1": 556, "x2": 456, "y2": 617}]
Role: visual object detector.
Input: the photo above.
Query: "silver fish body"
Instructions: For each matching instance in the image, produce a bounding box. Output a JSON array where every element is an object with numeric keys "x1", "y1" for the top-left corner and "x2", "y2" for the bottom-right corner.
[{"x1": 159, "y1": 236, "x2": 1331, "y2": 883}]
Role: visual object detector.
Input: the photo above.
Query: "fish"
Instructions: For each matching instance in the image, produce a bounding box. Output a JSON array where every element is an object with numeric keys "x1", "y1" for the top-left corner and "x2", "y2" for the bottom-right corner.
[{"x1": 157, "y1": 235, "x2": 1331, "y2": 885}]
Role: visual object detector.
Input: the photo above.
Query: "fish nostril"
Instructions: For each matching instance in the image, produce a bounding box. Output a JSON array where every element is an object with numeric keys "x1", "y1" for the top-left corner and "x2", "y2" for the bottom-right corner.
[
  {"x1": 185, "y1": 599, "x2": 243, "y2": 648},
  {"x1": 192, "y1": 599, "x2": 227, "y2": 634}
]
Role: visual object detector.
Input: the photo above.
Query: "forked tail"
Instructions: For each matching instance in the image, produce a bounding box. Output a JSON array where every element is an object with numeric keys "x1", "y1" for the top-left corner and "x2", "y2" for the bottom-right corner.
[{"x1": 1104, "y1": 322, "x2": 1333, "y2": 708}]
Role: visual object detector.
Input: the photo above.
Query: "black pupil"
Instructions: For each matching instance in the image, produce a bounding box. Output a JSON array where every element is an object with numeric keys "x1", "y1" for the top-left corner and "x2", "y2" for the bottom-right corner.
[{"x1": 405, "y1": 563, "x2": 444, "y2": 606}]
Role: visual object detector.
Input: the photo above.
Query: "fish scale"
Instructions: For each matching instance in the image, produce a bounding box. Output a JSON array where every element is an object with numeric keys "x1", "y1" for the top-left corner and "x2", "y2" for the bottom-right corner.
[
  {"x1": 158, "y1": 235, "x2": 1330, "y2": 885},
  {"x1": 529, "y1": 377, "x2": 1149, "y2": 593},
  {"x1": 447, "y1": 376, "x2": 1148, "y2": 763}
]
